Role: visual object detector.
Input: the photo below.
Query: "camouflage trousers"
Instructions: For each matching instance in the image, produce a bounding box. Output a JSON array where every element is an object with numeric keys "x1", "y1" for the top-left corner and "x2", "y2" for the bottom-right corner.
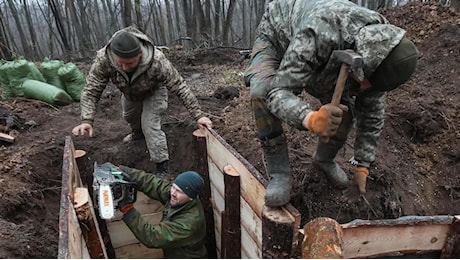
[
  {"x1": 121, "y1": 86, "x2": 169, "y2": 163},
  {"x1": 245, "y1": 37, "x2": 354, "y2": 145}
]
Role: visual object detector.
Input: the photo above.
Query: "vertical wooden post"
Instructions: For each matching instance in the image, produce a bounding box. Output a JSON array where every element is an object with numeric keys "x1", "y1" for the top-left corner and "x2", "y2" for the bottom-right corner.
[
  {"x1": 74, "y1": 149, "x2": 116, "y2": 259},
  {"x1": 302, "y1": 217, "x2": 344, "y2": 258},
  {"x1": 74, "y1": 187, "x2": 108, "y2": 259},
  {"x1": 262, "y1": 206, "x2": 296, "y2": 258},
  {"x1": 441, "y1": 215, "x2": 460, "y2": 258},
  {"x1": 193, "y1": 129, "x2": 217, "y2": 258},
  {"x1": 221, "y1": 165, "x2": 241, "y2": 259}
]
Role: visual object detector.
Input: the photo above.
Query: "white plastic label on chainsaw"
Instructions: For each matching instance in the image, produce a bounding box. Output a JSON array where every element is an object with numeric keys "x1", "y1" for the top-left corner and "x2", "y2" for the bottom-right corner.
[{"x1": 99, "y1": 184, "x2": 114, "y2": 219}]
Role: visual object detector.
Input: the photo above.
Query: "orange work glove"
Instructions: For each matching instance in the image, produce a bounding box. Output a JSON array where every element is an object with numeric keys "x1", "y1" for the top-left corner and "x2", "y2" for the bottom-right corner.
[
  {"x1": 342, "y1": 167, "x2": 369, "y2": 202},
  {"x1": 120, "y1": 204, "x2": 134, "y2": 214},
  {"x1": 353, "y1": 167, "x2": 369, "y2": 194},
  {"x1": 303, "y1": 104, "x2": 348, "y2": 137}
]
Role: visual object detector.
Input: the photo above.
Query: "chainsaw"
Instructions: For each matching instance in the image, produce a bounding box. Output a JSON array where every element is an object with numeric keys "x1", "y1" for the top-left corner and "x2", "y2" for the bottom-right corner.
[{"x1": 92, "y1": 162, "x2": 137, "y2": 219}]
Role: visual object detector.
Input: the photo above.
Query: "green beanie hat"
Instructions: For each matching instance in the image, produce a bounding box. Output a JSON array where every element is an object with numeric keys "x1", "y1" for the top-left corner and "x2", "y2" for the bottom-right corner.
[
  {"x1": 174, "y1": 171, "x2": 204, "y2": 199},
  {"x1": 111, "y1": 31, "x2": 141, "y2": 58},
  {"x1": 369, "y1": 37, "x2": 419, "y2": 91}
]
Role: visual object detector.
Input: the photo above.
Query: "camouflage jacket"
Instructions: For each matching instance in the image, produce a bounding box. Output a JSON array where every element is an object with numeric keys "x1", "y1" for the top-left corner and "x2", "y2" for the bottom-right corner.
[
  {"x1": 80, "y1": 26, "x2": 204, "y2": 125},
  {"x1": 119, "y1": 165, "x2": 207, "y2": 259},
  {"x1": 248, "y1": 0, "x2": 406, "y2": 163}
]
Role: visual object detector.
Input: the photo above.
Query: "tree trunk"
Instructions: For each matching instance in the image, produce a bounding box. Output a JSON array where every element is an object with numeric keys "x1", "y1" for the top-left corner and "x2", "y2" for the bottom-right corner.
[
  {"x1": 182, "y1": 0, "x2": 194, "y2": 49},
  {"x1": 76, "y1": 0, "x2": 92, "y2": 57},
  {"x1": 173, "y1": 0, "x2": 183, "y2": 45},
  {"x1": 122, "y1": 0, "x2": 133, "y2": 28},
  {"x1": 0, "y1": 8, "x2": 13, "y2": 60},
  {"x1": 164, "y1": 0, "x2": 175, "y2": 45},
  {"x1": 6, "y1": 0, "x2": 34, "y2": 59},
  {"x1": 213, "y1": 0, "x2": 222, "y2": 45},
  {"x1": 22, "y1": 0, "x2": 41, "y2": 59},
  {"x1": 222, "y1": 0, "x2": 236, "y2": 45},
  {"x1": 134, "y1": 0, "x2": 145, "y2": 32},
  {"x1": 194, "y1": 0, "x2": 208, "y2": 46},
  {"x1": 47, "y1": 0, "x2": 72, "y2": 56}
]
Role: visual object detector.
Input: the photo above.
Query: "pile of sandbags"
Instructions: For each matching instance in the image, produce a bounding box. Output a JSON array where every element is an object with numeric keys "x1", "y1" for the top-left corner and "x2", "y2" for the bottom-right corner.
[{"x1": 0, "y1": 57, "x2": 86, "y2": 106}]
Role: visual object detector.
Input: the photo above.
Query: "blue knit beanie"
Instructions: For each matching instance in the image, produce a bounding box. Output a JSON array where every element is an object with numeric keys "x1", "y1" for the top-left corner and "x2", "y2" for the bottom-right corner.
[
  {"x1": 174, "y1": 171, "x2": 204, "y2": 199},
  {"x1": 111, "y1": 31, "x2": 141, "y2": 58}
]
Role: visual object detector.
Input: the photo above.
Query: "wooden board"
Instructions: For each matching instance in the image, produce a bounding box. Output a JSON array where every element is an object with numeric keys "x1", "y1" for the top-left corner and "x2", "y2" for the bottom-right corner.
[
  {"x1": 114, "y1": 242, "x2": 163, "y2": 259},
  {"x1": 0, "y1": 132, "x2": 14, "y2": 143},
  {"x1": 59, "y1": 136, "x2": 90, "y2": 259},
  {"x1": 342, "y1": 216, "x2": 453, "y2": 258},
  {"x1": 205, "y1": 129, "x2": 267, "y2": 218},
  {"x1": 107, "y1": 212, "x2": 164, "y2": 248},
  {"x1": 241, "y1": 197, "x2": 262, "y2": 249}
]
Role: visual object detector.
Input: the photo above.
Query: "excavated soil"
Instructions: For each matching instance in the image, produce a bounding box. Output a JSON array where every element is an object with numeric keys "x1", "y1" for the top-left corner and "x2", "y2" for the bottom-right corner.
[{"x1": 0, "y1": 2, "x2": 459, "y2": 258}]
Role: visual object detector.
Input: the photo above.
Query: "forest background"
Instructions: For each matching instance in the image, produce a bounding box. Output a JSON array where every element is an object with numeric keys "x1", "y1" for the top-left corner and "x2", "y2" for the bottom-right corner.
[{"x1": 0, "y1": 0, "x2": 459, "y2": 61}]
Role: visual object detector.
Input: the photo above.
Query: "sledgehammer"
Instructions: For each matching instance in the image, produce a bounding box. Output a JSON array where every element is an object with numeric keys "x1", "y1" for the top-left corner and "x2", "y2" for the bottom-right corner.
[{"x1": 321, "y1": 49, "x2": 363, "y2": 143}]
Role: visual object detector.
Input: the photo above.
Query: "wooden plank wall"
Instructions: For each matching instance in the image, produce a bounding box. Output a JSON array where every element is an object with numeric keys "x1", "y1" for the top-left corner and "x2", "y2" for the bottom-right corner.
[
  {"x1": 59, "y1": 136, "x2": 165, "y2": 259},
  {"x1": 106, "y1": 192, "x2": 164, "y2": 259},
  {"x1": 341, "y1": 215, "x2": 459, "y2": 258},
  {"x1": 200, "y1": 128, "x2": 301, "y2": 258},
  {"x1": 58, "y1": 136, "x2": 90, "y2": 258}
]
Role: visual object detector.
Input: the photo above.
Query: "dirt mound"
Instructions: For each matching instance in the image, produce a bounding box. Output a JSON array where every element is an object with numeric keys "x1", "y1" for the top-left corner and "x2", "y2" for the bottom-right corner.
[{"x1": 0, "y1": 2, "x2": 458, "y2": 258}]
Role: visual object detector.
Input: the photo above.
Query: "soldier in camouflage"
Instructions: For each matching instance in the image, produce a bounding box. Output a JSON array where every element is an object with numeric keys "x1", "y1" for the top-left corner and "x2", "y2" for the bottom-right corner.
[
  {"x1": 72, "y1": 26, "x2": 212, "y2": 177},
  {"x1": 116, "y1": 166, "x2": 207, "y2": 258},
  {"x1": 244, "y1": 0, "x2": 419, "y2": 206}
]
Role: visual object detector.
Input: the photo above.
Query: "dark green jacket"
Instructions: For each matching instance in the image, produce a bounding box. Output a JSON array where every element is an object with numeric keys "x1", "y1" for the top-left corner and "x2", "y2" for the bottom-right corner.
[{"x1": 119, "y1": 166, "x2": 207, "y2": 259}]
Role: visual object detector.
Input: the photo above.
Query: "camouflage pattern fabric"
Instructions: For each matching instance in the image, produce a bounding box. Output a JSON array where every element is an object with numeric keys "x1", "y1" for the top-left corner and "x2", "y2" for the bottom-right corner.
[
  {"x1": 122, "y1": 91, "x2": 169, "y2": 163},
  {"x1": 80, "y1": 26, "x2": 205, "y2": 125},
  {"x1": 245, "y1": 0, "x2": 406, "y2": 164},
  {"x1": 119, "y1": 165, "x2": 207, "y2": 258}
]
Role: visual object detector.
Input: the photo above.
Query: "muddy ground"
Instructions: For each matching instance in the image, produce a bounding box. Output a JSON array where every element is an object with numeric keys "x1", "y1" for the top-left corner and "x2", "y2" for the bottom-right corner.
[{"x1": 0, "y1": 2, "x2": 459, "y2": 258}]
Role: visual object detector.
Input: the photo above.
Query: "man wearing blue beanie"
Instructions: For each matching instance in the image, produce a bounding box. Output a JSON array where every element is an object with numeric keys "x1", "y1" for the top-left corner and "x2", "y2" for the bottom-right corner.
[{"x1": 115, "y1": 165, "x2": 207, "y2": 258}]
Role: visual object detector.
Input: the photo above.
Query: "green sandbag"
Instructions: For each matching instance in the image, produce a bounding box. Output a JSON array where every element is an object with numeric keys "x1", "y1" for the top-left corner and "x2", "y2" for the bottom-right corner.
[
  {"x1": 58, "y1": 63, "x2": 85, "y2": 101},
  {"x1": 21, "y1": 79, "x2": 73, "y2": 106},
  {"x1": 1, "y1": 58, "x2": 46, "y2": 97},
  {"x1": 0, "y1": 61, "x2": 12, "y2": 99},
  {"x1": 40, "y1": 59, "x2": 64, "y2": 89}
]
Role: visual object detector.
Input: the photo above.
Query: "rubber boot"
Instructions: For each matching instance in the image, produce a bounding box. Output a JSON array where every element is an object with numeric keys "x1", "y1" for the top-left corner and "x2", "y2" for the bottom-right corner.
[
  {"x1": 123, "y1": 129, "x2": 144, "y2": 143},
  {"x1": 263, "y1": 134, "x2": 292, "y2": 207},
  {"x1": 156, "y1": 160, "x2": 169, "y2": 179},
  {"x1": 313, "y1": 141, "x2": 349, "y2": 188}
]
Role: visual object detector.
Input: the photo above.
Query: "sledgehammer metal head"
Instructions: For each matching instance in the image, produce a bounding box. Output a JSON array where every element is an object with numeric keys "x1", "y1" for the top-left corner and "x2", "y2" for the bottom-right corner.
[{"x1": 332, "y1": 49, "x2": 364, "y2": 80}]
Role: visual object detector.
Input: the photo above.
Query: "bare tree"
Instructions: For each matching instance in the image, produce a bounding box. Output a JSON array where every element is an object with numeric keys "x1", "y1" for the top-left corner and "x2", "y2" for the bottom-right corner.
[
  {"x1": 173, "y1": 0, "x2": 183, "y2": 44},
  {"x1": 134, "y1": 0, "x2": 145, "y2": 32},
  {"x1": 0, "y1": 7, "x2": 13, "y2": 60},
  {"x1": 122, "y1": 0, "x2": 133, "y2": 27},
  {"x1": 164, "y1": 0, "x2": 175, "y2": 45},
  {"x1": 222, "y1": 0, "x2": 236, "y2": 45},
  {"x1": 6, "y1": 0, "x2": 34, "y2": 59},
  {"x1": 47, "y1": 0, "x2": 72, "y2": 56}
]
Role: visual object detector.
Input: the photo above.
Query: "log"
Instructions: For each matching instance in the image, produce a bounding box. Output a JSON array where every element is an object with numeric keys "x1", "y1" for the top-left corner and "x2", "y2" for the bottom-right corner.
[
  {"x1": 262, "y1": 206, "x2": 296, "y2": 258},
  {"x1": 74, "y1": 149, "x2": 116, "y2": 258},
  {"x1": 221, "y1": 165, "x2": 241, "y2": 259},
  {"x1": 74, "y1": 149, "x2": 91, "y2": 187},
  {"x1": 302, "y1": 217, "x2": 343, "y2": 258},
  {"x1": 74, "y1": 187, "x2": 108, "y2": 259},
  {"x1": 192, "y1": 128, "x2": 217, "y2": 258},
  {"x1": 0, "y1": 132, "x2": 14, "y2": 143},
  {"x1": 341, "y1": 215, "x2": 453, "y2": 258},
  {"x1": 441, "y1": 215, "x2": 460, "y2": 258}
]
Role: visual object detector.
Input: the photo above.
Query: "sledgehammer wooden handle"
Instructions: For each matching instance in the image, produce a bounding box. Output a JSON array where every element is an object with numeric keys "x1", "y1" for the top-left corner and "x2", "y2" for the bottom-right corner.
[{"x1": 320, "y1": 63, "x2": 349, "y2": 143}]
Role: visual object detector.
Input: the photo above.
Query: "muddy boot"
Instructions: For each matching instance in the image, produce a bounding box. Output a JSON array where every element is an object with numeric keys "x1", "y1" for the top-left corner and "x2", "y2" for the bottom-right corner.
[
  {"x1": 313, "y1": 141, "x2": 349, "y2": 188},
  {"x1": 156, "y1": 160, "x2": 169, "y2": 179},
  {"x1": 263, "y1": 135, "x2": 292, "y2": 207},
  {"x1": 123, "y1": 129, "x2": 144, "y2": 143}
]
